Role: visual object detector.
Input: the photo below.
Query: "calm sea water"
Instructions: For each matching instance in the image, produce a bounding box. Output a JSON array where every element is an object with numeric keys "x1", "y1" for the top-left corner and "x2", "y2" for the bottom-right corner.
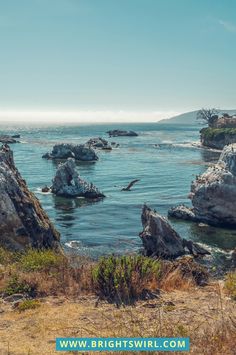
[{"x1": 1, "y1": 122, "x2": 236, "y2": 269}]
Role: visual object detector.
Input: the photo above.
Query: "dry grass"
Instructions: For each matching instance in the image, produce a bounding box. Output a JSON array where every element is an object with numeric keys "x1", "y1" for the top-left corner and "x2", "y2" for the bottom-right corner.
[
  {"x1": 0, "y1": 282, "x2": 235, "y2": 355},
  {"x1": 0, "y1": 248, "x2": 235, "y2": 354}
]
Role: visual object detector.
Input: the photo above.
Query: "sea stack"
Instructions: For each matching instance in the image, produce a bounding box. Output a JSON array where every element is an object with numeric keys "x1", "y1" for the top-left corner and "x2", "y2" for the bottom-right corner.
[
  {"x1": 0, "y1": 145, "x2": 61, "y2": 252},
  {"x1": 51, "y1": 158, "x2": 105, "y2": 199},
  {"x1": 140, "y1": 205, "x2": 209, "y2": 259},
  {"x1": 169, "y1": 143, "x2": 236, "y2": 226}
]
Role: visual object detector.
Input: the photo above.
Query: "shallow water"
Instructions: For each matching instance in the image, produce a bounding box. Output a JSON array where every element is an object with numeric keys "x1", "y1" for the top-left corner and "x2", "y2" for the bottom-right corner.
[{"x1": 1, "y1": 122, "x2": 236, "y2": 269}]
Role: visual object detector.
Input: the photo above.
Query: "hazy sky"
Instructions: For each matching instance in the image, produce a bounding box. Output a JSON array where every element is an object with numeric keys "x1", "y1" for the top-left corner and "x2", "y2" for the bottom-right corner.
[{"x1": 0, "y1": 0, "x2": 235, "y2": 122}]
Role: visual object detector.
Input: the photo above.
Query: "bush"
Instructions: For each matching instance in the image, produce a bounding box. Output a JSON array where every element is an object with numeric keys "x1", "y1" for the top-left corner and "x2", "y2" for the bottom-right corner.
[
  {"x1": 92, "y1": 255, "x2": 161, "y2": 305},
  {"x1": 200, "y1": 127, "x2": 236, "y2": 139},
  {"x1": 225, "y1": 272, "x2": 236, "y2": 300},
  {"x1": 19, "y1": 249, "x2": 64, "y2": 272},
  {"x1": 4, "y1": 274, "x2": 37, "y2": 296},
  {"x1": 17, "y1": 299, "x2": 41, "y2": 312}
]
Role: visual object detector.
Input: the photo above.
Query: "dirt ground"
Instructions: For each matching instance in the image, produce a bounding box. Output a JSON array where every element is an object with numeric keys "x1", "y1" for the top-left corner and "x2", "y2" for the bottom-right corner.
[{"x1": 0, "y1": 282, "x2": 235, "y2": 355}]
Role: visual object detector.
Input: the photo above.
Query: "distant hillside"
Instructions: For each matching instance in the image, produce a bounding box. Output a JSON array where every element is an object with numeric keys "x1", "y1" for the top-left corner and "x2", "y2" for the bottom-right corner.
[{"x1": 158, "y1": 110, "x2": 236, "y2": 125}]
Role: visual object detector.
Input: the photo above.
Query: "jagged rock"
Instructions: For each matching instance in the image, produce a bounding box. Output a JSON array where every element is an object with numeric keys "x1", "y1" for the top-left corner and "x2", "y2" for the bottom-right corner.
[
  {"x1": 0, "y1": 145, "x2": 61, "y2": 252},
  {"x1": 42, "y1": 143, "x2": 98, "y2": 161},
  {"x1": 0, "y1": 135, "x2": 19, "y2": 144},
  {"x1": 169, "y1": 144, "x2": 236, "y2": 226},
  {"x1": 107, "y1": 130, "x2": 138, "y2": 137},
  {"x1": 11, "y1": 134, "x2": 20, "y2": 139},
  {"x1": 139, "y1": 205, "x2": 209, "y2": 259},
  {"x1": 86, "y1": 137, "x2": 112, "y2": 150},
  {"x1": 42, "y1": 186, "x2": 50, "y2": 193},
  {"x1": 51, "y1": 158, "x2": 105, "y2": 198}
]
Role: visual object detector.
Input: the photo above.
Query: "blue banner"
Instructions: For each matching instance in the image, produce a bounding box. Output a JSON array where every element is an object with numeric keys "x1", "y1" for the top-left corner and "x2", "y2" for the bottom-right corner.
[{"x1": 56, "y1": 337, "x2": 190, "y2": 352}]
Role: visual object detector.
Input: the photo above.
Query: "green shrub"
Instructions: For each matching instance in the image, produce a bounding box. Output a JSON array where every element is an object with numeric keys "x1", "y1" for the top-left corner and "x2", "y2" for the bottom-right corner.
[
  {"x1": 4, "y1": 274, "x2": 37, "y2": 296},
  {"x1": 17, "y1": 299, "x2": 41, "y2": 312},
  {"x1": 19, "y1": 249, "x2": 64, "y2": 272},
  {"x1": 92, "y1": 255, "x2": 161, "y2": 305},
  {"x1": 225, "y1": 272, "x2": 236, "y2": 300},
  {"x1": 200, "y1": 127, "x2": 236, "y2": 139}
]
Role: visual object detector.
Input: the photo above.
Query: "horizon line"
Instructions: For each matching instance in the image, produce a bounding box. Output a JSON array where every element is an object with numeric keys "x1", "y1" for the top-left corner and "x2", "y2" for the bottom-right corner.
[{"x1": 0, "y1": 109, "x2": 183, "y2": 124}]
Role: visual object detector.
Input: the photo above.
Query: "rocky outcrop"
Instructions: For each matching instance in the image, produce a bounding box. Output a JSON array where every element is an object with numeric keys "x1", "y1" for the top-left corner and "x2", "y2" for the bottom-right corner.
[
  {"x1": 42, "y1": 143, "x2": 98, "y2": 161},
  {"x1": 0, "y1": 145, "x2": 61, "y2": 252},
  {"x1": 107, "y1": 130, "x2": 138, "y2": 137},
  {"x1": 200, "y1": 127, "x2": 236, "y2": 150},
  {"x1": 51, "y1": 158, "x2": 105, "y2": 198},
  {"x1": 169, "y1": 144, "x2": 236, "y2": 226},
  {"x1": 139, "y1": 205, "x2": 210, "y2": 259},
  {"x1": 0, "y1": 135, "x2": 19, "y2": 144},
  {"x1": 168, "y1": 205, "x2": 197, "y2": 222},
  {"x1": 86, "y1": 137, "x2": 112, "y2": 150}
]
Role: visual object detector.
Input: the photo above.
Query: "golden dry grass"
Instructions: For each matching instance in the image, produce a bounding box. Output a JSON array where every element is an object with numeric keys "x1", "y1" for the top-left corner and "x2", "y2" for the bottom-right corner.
[{"x1": 0, "y1": 282, "x2": 235, "y2": 355}]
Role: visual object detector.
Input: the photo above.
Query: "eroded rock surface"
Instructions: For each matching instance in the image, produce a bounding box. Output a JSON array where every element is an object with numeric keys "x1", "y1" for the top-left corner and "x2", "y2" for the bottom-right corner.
[
  {"x1": 42, "y1": 143, "x2": 98, "y2": 161},
  {"x1": 51, "y1": 158, "x2": 105, "y2": 198},
  {"x1": 0, "y1": 145, "x2": 61, "y2": 252},
  {"x1": 139, "y1": 205, "x2": 209, "y2": 259},
  {"x1": 169, "y1": 144, "x2": 236, "y2": 226}
]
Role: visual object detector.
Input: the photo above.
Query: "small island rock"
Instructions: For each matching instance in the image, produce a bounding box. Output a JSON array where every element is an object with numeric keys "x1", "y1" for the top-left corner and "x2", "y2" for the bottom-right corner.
[
  {"x1": 107, "y1": 130, "x2": 138, "y2": 137},
  {"x1": 86, "y1": 137, "x2": 112, "y2": 150},
  {"x1": 140, "y1": 205, "x2": 210, "y2": 259},
  {"x1": 0, "y1": 135, "x2": 19, "y2": 144},
  {"x1": 42, "y1": 143, "x2": 98, "y2": 161},
  {"x1": 51, "y1": 158, "x2": 105, "y2": 199}
]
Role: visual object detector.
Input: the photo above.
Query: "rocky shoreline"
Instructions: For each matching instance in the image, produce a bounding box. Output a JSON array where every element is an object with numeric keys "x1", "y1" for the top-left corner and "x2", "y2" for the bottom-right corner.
[{"x1": 169, "y1": 143, "x2": 236, "y2": 227}]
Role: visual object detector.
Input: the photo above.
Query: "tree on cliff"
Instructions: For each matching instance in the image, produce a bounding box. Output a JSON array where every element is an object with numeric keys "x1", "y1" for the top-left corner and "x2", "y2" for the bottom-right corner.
[{"x1": 197, "y1": 108, "x2": 219, "y2": 127}]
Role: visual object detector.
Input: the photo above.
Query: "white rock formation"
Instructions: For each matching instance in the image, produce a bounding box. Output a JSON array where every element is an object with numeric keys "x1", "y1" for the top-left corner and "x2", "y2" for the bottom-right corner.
[{"x1": 51, "y1": 158, "x2": 105, "y2": 198}]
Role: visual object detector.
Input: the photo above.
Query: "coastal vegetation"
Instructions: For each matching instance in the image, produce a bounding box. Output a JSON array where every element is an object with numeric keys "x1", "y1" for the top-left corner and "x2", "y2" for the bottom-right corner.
[
  {"x1": 197, "y1": 108, "x2": 236, "y2": 149},
  {"x1": 0, "y1": 247, "x2": 235, "y2": 354}
]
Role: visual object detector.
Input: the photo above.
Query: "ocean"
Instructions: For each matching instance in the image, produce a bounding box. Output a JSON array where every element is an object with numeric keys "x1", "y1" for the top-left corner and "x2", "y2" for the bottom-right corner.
[{"x1": 1, "y1": 122, "x2": 236, "y2": 270}]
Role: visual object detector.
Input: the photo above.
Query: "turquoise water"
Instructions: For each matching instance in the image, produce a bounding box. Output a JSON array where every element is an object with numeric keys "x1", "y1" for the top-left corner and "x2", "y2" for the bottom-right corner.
[{"x1": 1, "y1": 122, "x2": 236, "y2": 267}]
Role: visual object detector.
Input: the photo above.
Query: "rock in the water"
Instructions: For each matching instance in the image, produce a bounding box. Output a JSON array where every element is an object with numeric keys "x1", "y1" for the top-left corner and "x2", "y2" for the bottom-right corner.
[
  {"x1": 0, "y1": 135, "x2": 19, "y2": 144},
  {"x1": 0, "y1": 145, "x2": 61, "y2": 252},
  {"x1": 86, "y1": 137, "x2": 112, "y2": 150},
  {"x1": 107, "y1": 130, "x2": 138, "y2": 137},
  {"x1": 42, "y1": 143, "x2": 98, "y2": 161},
  {"x1": 168, "y1": 205, "x2": 197, "y2": 222},
  {"x1": 169, "y1": 144, "x2": 236, "y2": 226},
  {"x1": 42, "y1": 186, "x2": 50, "y2": 193},
  {"x1": 51, "y1": 158, "x2": 105, "y2": 198},
  {"x1": 139, "y1": 205, "x2": 209, "y2": 259}
]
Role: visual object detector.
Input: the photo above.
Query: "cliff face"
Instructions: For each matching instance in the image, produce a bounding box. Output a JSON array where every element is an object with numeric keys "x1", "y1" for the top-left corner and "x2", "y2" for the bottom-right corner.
[
  {"x1": 169, "y1": 144, "x2": 236, "y2": 227},
  {"x1": 0, "y1": 145, "x2": 61, "y2": 252},
  {"x1": 200, "y1": 127, "x2": 236, "y2": 149}
]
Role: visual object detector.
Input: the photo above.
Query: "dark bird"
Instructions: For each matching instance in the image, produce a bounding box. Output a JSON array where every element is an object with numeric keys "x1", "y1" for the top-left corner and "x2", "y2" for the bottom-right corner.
[{"x1": 121, "y1": 179, "x2": 140, "y2": 191}]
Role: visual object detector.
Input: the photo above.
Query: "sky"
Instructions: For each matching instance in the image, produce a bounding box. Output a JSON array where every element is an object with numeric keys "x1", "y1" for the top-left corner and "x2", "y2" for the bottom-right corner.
[{"x1": 0, "y1": 0, "x2": 236, "y2": 123}]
